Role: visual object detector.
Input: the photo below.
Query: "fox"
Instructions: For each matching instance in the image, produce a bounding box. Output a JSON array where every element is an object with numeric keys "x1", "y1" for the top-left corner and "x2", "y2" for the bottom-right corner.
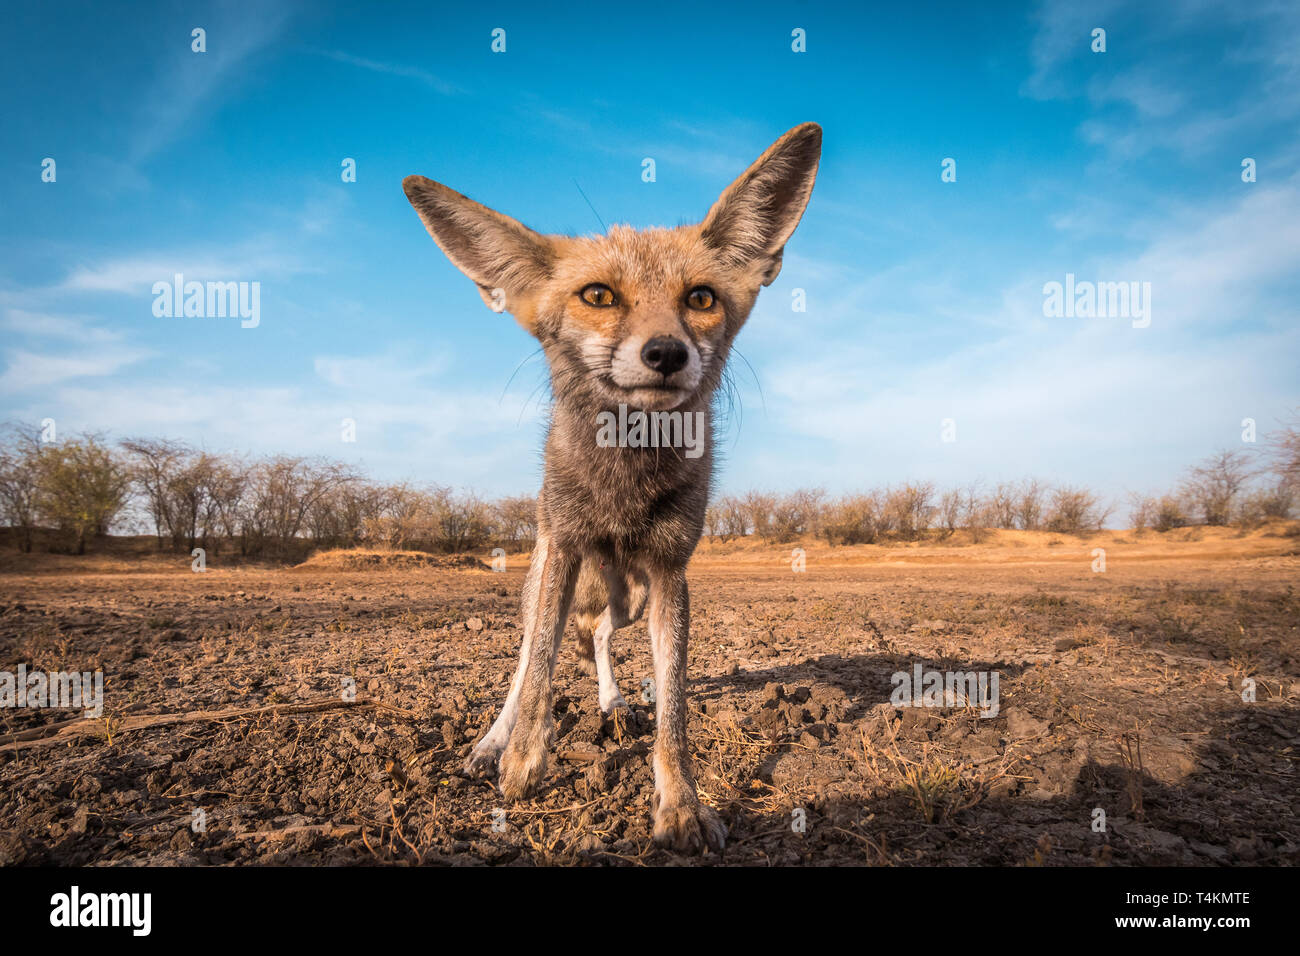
[{"x1": 402, "y1": 122, "x2": 821, "y2": 853}]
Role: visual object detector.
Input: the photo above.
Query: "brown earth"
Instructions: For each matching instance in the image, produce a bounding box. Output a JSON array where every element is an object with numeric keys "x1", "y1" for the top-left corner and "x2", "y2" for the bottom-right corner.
[{"x1": 1, "y1": 526, "x2": 1298, "y2": 866}]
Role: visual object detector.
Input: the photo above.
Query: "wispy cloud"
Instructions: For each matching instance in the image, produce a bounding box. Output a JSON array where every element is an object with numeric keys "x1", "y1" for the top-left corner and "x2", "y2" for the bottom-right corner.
[
  {"x1": 0, "y1": 310, "x2": 153, "y2": 392},
  {"x1": 0, "y1": 346, "x2": 153, "y2": 392},
  {"x1": 1022, "y1": 0, "x2": 1125, "y2": 100},
  {"x1": 61, "y1": 244, "x2": 316, "y2": 296},
  {"x1": 128, "y1": 3, "x2": 297, "y2": 163},
  {"x1": 741, "y1": 179, "x2": 1300, "y2": 496},
  {"x1": 0, "y1": 309, "x2": 150, "y2": 391},
  {"x1": 315, "y1": 49, "x2": 460, "y2": 95},
  {"x1": 313, "y1": 352, "x2": 449, "y2": 390},
  {"x1": 16, "y1": 365, "x2": 548, "y2": 494},
  {"x1": 2, "y1": 309, "x2": 121, "y2": 344},
  {"x1": 1025, "y1": 0, "x2": 1300, "y2": 161}
]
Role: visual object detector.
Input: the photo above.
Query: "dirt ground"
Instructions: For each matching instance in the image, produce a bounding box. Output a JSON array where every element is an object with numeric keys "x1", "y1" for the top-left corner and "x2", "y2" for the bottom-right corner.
[{"x1": 2, "y1": 526, "x2": 1298, "y2": 866}]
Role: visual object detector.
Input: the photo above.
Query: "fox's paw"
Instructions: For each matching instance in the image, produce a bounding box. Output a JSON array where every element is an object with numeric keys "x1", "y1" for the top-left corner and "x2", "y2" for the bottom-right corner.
[
  {"x1": 600, "y1": 694, "x2": 628, "y2": 718},
  {"x1": 653, "y1": 800, "x2": 727, "y2": 854},
  {"x1": 463, "y1": 737, "x2": 504, "y2": 778},
  {"x1": 498, "y1": 739, "x2": 548, "y2": 800}
]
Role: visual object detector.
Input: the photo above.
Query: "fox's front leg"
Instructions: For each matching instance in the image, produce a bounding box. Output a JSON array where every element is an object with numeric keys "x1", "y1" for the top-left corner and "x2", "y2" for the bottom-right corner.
[
  {"x1": 464, "y1": 531, "x2": 575, "y2": 783},
  {"x1": 464, "y1": 533, "x2": 546, "y2": 777},
  {"x1": 494, "y1": 540, "x2": 580, "y2": 799},
  {"x1": 647, "y1": 567, "x2": 726, "y2": 853}
]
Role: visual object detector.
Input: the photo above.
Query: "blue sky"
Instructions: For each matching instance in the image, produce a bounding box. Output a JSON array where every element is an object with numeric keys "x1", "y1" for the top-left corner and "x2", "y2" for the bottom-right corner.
[{"x1": 2, "y1": 0, "x2": 1297, "y2": 505}]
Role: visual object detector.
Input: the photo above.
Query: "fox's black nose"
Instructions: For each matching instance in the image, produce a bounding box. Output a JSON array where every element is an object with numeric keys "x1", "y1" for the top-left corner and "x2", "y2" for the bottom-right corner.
[{"x1": 640, "y1": 336, "x2": 689, "y2": 375}]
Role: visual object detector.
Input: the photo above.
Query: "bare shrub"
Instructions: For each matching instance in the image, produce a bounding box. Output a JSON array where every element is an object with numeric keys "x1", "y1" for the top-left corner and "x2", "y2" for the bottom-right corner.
[
  {"x1": 0, "y1": 424, "x2": 45, "y2": 552},
  {"x1": 1130, "y1": 492, "x2": 1191, "y2": 533},
  {"x1": 237, "y1": 457, "x2": 356, "y2": 558},
  {"x1": 1014, "y1": 479, "x2": 1047, "y2": 530},
  {"x1": 1182, "y1": 450, "x2": 1255, "y2": 526},
  {"x1": 819, "y1": 492, "x2": 881, "y2": 545},
  {"x1": 1128, "y1": 493, "x2": 1156, "y2": 533},
  {"x1": 985, "y1": 482, "x2": 1017, "y2": 529},
  {"x1": 703, "y1": 495, "x2": 750, "y2": 541},
  {"x1": 884, "y1": 482, "x2": 935, "y2": 540},
  {"x1": 703, "y1": 501, "x2": 725, "y2": 540},
  {"x1": 1153, "y1": 496, "x2": 1189, "y2": 532},
  {"x1": 960, "y1": 482, "x2": 991, "y2": 541},
  {"x1": 1235, "y1": 483, "x2": 1295, "y2": 525},
  {"x1": 1045, "y1": 486, "x2": 1111, "y2": 534},
  {"x1": 1265, "y1": 411, "x2": 1299, "y2": 496},
  {"x1": 741, "y1": 491, "x2": 777, "y2": 542},
  {"x1": 434, "y1": 489, "x2": 494, "y2": 552},
  {"x1": 306, "y1": 478, "x2": 387, "y2": 550},
  {"x1": 937, "y1": 489, "x2": 963, "y2": 537},
  {"x1": 120, "y1": 437, "x2": 190, "y2": 549},
  {"x1": 203, "y1": 458, "x2": 247, "y2": 550},
  {"x1": 770, "y1": 489, "x2": 824, "y2": 542},
  {"x1": 121, "y1": 439, "x2": 253, "y2": 553},
  {"x1": 362, "y1": 484, "x2": 421, "y2": 550},
  {"x1": 168, "y1": 451, "x2": 227, "y2": 552},
  {"x1": 494, "y1": 494, "x2": 538, "y2": 547}
]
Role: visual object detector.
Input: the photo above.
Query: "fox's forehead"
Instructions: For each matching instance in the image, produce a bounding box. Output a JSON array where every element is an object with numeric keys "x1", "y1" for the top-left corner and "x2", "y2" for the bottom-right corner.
[{"x1": 548, "y1": 225, "x2": 727, "y2": 295}]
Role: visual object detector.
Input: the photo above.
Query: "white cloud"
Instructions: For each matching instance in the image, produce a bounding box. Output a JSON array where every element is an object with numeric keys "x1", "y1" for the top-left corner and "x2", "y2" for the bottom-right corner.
[
  {"x1": 1087, "y1": 69, "x2": 1185, "y2": 118},
  {"x1": 2, "y1": 309, "x2": 121, "y2": 343},
  {"x1": 1023, "y1": 0, "x2": 1125, "y2": 100},
  {"x1": 61, "y1": 245, "x2": 316, "y2": 296},
  {"x1": 129, "y1": 4, "x2": 295, "y2": 162},
  {"x1": 14, "y1": 360, "x2": 551, "y2": 494},
  {"x1": 727, "y1": 180, "x2": 1300, "y2": 498},
  {"x1": 313, "y1": 352, "x2": 449, "y2": 390},
  {"x1": 1025, "y1": 0, "x2": 1300, "y2": 163},
  {"x1": 0, "y1": 346, "x2": 153, "y2": 392},
  {"x1": 315, "y1": 49, "x2": 460, "y2": 96}
]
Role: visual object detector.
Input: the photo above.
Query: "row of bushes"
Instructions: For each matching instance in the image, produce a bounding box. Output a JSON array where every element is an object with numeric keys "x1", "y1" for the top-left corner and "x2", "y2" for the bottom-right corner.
[
  {"x1": 704, "y1": 481, "x2": 1115, "y2": 543},
  {"x1": 713, "y1": 440, "x2": 1298, "y2": 544},
  {"x1": 705, "y1": 444, "x2": 1297, "y2": 544},
  {"x1": 1, "y1": 420, "x2": 1296, "y2": 557},
  {"x1": 0, "y1": 426, "x2": 537, "y2": 558},
  {"x1": 1127, "y1": 450, "x2": 1294, "y2": 531}
]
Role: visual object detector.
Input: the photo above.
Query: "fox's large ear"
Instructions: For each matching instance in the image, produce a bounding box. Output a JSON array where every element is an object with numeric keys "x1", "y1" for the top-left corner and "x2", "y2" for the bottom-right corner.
[
  {"x1": 402, "y1": 175, "x2": 554, "y2": 318},
  {"x1": 700, "y1": 122, "x2": 821, "y2": 286}
]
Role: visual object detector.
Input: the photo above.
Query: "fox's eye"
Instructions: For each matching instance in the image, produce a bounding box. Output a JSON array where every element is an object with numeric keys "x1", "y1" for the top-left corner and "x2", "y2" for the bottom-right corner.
[
  {"x1": 580, "y1": 284, "x2": 617, "y2": 307},
  {"x1": 686, "y1": 287, "x2": 715, "y2": 310}
]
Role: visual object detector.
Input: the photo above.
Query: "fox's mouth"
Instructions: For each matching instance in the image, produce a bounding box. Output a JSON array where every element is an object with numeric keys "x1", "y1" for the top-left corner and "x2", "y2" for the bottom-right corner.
[{"x1": 600, "y1": 375, "x2": 692, "y2": 408}]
